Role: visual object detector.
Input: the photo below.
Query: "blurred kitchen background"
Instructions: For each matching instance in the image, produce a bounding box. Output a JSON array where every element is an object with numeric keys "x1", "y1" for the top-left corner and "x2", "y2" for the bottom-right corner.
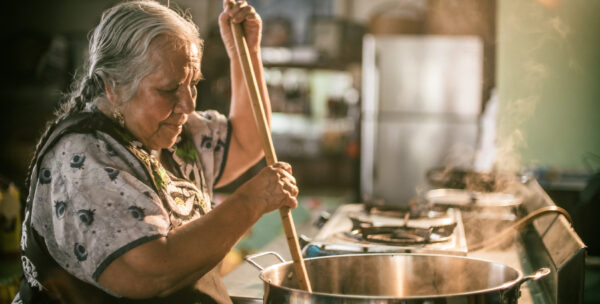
[{"x1": 1, "y1": 0, "x2": 599, "y2": 302}]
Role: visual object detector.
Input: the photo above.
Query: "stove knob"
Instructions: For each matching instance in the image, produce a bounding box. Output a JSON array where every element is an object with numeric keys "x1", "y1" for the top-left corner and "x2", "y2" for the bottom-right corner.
[
  {"x1": 314, "y1": 211, "x2": 331, "y2": 228},
  {"x1": 298, "y1": 234, "x2": 312, "y2": 248}
]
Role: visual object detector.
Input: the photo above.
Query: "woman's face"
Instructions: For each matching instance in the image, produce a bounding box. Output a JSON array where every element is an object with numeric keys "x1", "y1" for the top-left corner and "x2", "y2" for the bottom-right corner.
[{"x1": 121, "y1": 35, "x2": 201, "y2": 151}]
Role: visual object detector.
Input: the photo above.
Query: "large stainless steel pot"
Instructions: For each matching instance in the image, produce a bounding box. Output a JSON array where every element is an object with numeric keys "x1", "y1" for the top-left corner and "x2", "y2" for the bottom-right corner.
[{"x1": 245, "y1": 252, "x2": 550, "y2": 304}]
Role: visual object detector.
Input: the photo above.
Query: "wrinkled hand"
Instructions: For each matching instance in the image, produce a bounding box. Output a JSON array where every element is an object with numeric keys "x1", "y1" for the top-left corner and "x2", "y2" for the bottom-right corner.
[
  {"x1": 219, "y1": 0, "x2": 262, "y2": 58},
  {"x1": 234, "y1": 162, "x2": 298, "y2": 214}
]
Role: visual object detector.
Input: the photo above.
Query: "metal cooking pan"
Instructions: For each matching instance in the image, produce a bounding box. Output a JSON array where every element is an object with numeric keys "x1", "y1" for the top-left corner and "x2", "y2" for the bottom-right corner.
[
  {"x1": 426, "y1": 188, "x2": 522, "y2": 208},
  {"x1": 246, "y1": 252, "x2": 549, "y2": 303}
]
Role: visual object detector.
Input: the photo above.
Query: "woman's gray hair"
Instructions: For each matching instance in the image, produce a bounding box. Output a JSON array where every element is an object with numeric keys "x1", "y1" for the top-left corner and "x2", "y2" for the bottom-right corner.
[
  {"x1": 26, "y1": 0, "x2": 202, "y2": 190},
  {"x1": 64, "y1": 0, "x2": 202, "y2": 115}
]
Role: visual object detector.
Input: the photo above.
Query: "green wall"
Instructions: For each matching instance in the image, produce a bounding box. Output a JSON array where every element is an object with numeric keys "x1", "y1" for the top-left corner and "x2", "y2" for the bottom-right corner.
[{"x1": 496, "y1": 0, "x2": 600, "y2": 172}]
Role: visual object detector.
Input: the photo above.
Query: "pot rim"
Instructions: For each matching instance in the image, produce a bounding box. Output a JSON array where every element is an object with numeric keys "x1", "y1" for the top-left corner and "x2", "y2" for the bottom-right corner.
[{"x1": 257, "y1": 253, "x2": 527, "y2": 300}]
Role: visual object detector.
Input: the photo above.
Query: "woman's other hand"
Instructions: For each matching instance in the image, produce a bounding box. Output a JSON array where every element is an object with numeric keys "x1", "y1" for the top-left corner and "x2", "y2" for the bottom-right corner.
[
  {"x1": 234, "y1": 162, "x2": 299, "y2": 214},
  {"x1": 219, "y1": 0, "x2": 262, "y2": 58}
]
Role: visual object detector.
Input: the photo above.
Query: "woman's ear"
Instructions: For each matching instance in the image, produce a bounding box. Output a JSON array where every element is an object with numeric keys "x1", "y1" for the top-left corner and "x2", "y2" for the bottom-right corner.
[{"x1": 104, "y1": 81, "x2": 118, "y2": 106}]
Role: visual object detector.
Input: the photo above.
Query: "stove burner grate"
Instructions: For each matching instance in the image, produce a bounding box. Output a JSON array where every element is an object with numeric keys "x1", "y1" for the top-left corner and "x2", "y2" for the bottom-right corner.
[{"x1": 346, "y1": 216, "x2": 457, "y2": 245}]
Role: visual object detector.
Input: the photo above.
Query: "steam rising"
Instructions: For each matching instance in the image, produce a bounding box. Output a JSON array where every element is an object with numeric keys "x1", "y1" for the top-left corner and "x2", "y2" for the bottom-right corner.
[
  {"x1": 496, "y1": 59, "x2": 547, "y2": 173},
  {"x1": 549, "y1": 17, "x2": 569, "y2": 39}
]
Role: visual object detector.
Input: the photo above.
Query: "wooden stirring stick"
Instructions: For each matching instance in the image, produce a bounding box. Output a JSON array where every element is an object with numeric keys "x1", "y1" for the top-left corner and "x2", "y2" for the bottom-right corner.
[{"x1": 229, "y1": 21, "x2": 313, "y2": 292}]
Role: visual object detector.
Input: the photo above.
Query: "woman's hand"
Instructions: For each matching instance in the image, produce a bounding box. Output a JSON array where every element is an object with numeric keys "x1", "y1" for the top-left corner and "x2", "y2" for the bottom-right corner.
[
  {"x1": 219, "y1": 0, "x2": 262, "y2": 58},
  {"x1": 234, "y1": 162, "x2": 299, "y2": 214}
]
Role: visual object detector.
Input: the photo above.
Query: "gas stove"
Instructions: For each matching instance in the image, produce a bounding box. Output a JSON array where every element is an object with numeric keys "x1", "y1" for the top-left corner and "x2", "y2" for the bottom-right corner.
[
  {"x1": 303, "y1": 203, "x2": 468, "y2": 257},
  {"x1": 224, "y1": 180, "x2": 585, "y2": 304}
]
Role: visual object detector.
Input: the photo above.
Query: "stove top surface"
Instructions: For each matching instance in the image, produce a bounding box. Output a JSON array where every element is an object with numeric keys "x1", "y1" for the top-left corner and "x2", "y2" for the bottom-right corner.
[{"x1": 307, "y1": 204, "x2": 468, "y2": 256}]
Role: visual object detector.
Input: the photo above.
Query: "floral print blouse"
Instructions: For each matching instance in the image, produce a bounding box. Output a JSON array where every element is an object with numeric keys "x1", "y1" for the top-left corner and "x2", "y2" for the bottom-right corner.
[{"x1": 14, "y1": 110, "x2": 231, "y2": 303}]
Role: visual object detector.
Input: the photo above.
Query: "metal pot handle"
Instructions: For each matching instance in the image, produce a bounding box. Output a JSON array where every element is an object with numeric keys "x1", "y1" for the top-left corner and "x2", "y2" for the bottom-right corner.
[
  {"x1": 518, "y1": 267, "x2": 551, "y2": 285},
  {"x1": 506, "y1": 267, "x2": 551, "y2": 289},
  {"x1": 498, "y1": 267, "x2": 551, "y2": 303},
  {"x1": 244, "y1": 251, "x2": 287, "y2": 271}
]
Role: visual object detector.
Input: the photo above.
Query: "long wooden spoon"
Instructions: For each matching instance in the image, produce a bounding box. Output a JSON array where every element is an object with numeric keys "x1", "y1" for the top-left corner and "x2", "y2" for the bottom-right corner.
[{"x1": 229, "y1": 21, "x2": 312, "y2": 292}]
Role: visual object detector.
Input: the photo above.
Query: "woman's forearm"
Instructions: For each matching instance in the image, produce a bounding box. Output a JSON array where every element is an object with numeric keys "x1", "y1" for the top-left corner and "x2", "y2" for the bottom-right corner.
[
  {"x1": 230, "y1": 47, "x2": 271, "y2": 129},
  {"x1": 216, "y1": 48, "x2": 271, "y2": 187},
  {"x1": 98, "y1": 191, "x2": 263, "y2": 298}
]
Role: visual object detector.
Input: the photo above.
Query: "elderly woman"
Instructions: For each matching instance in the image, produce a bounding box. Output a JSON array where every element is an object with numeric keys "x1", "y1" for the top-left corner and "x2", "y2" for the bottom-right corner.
[{"x1": 15, "y1": 0, "x2": 298, "y2": 303}]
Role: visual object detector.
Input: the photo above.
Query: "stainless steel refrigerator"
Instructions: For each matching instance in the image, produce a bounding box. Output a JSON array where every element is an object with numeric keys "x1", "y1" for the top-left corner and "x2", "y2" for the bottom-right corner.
[{"x1": 361, "y1": 35, "x2": 483, "y2": 206}]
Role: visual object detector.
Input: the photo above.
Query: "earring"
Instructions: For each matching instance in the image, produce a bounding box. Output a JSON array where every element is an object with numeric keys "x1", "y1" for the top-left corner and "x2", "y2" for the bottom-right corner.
[{"x1": 112, "y1": 109, "x2": 125, "y2": 128}]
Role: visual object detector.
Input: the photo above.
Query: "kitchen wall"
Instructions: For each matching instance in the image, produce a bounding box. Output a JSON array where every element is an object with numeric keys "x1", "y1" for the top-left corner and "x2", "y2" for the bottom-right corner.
[
  {"x1": 496, "y1": 0, "x2": 600, "y2": 172},
  {"x1": 0, "y1": 0, "x2": 217, "y2": 36}
]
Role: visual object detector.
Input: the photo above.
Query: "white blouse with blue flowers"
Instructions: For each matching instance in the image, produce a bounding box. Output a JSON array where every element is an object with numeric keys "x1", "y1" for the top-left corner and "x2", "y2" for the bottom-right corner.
[{"x1": 25, "y1": 110, "x2": 229, "y2": 295}]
